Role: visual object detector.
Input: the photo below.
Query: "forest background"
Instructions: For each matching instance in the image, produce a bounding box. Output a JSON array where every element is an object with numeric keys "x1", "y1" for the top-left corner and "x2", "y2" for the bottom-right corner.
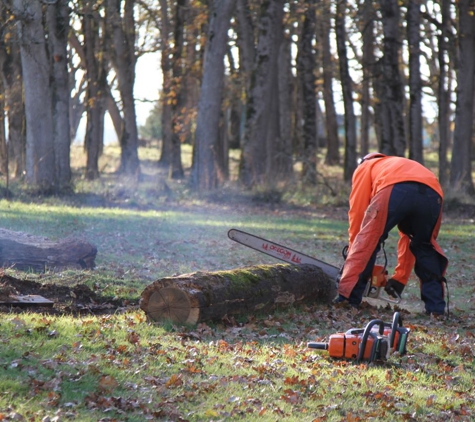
[
  {"x1": 1, "y1": 1, "x2": 475, "y2": 421},
  {"x1": 1, "y1": 0, "x2": 475, "y2": 196}
]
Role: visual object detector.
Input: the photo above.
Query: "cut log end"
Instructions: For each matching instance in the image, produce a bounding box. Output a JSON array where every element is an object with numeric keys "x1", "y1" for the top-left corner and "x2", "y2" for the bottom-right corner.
[{"x1": 146, "y1": 288, "x2": 199, "y2": 325}]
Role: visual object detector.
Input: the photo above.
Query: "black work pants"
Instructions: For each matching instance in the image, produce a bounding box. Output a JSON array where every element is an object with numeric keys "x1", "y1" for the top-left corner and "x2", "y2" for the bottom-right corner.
[{"x1": 352, "y1": 182, "x2": 446, "y2": 313}]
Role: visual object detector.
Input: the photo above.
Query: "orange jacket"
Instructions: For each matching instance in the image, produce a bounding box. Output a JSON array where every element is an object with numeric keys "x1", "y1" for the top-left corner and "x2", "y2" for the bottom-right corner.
[{"x1": 348, "y1": 155, "x2": 445, "y2": 285}]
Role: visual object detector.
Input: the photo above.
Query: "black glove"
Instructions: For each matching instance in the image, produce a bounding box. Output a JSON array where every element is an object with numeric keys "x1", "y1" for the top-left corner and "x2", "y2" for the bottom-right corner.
[{"x1": 384, "y1": 278, "x2": 405, "y2": 299}]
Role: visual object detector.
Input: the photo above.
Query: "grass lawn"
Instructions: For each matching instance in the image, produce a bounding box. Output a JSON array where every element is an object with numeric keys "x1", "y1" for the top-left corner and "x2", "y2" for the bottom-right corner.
[{"x1": 0, "y1": 144, "x2": 474, "y2": 421}]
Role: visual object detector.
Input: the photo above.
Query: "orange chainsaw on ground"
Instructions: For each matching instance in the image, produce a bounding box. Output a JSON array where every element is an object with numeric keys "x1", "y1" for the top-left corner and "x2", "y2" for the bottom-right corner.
[
  {"x1": 228, "y1": 228, "x2": 400, "y2": 304},
  {"x1": 308, "y1": 312, "x2": 410, "y2": 363}
]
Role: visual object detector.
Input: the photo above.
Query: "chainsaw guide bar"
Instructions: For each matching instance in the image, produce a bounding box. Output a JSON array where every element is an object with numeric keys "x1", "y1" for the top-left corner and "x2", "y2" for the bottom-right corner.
[
  {"x1": 0, "y1": 295, "x2": 54, "y2": 307},
  {"x1": 228, "y1": 228, "x2": 340, "y2": 280}
]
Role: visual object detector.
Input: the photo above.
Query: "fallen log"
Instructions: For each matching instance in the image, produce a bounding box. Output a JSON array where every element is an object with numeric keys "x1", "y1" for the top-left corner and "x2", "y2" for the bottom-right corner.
[
  {"x1": 140, "y1": 263, "x2": 336, "y2": 325},
  {"x1": 0, "y1": 228, "x2": 97, "y2": 271}
]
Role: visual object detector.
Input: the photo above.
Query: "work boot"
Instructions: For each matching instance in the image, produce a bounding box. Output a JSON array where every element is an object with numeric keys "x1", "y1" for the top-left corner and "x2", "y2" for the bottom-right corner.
[
  {"x1": 421, "y1": 279, "x2": 446, "y2": 315},
  {"x1": 332, "y1": 295, "x2": 358, "y2": 309},
  {"x1": 424, "y1": 310, "x2": 446, "y2": 319}
]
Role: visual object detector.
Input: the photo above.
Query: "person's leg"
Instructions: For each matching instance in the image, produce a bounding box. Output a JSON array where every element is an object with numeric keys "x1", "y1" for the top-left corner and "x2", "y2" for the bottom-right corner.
[
  {"x1": 396, "y1": 184, "x2": 446, "y2": 314},
  {"x1": 408, "y1": 187, "x2": 446, "y2": 314}
]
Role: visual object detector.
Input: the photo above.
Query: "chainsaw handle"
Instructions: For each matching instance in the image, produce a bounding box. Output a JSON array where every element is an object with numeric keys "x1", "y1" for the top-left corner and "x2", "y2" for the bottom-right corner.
[
  {"x1": 342, "y1": 245, "x2": 349, "y2": 260},
  {"x1": 357, "y1": 319, "x2": 385, "y2": 362},
  {"x1": 389, "y1": 312, "x2": 403, "y2": 351},
  {"x1": 365, "y1": 284, "x2": 401, "y2": 304},
  {"x1": 307, "y1": 342, "x2": 329, "y2": 350}
]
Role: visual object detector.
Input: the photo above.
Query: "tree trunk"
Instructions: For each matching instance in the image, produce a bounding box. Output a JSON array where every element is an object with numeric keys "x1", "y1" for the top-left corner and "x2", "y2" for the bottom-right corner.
[
  {"x1": 169, "y1": 0, "x2": 186, "y2": 179},
  {"x1": 320, "y1": 0, "x2": 340, "y2": 165},
  {"x1": 0, "y1": 228, "x2": 97, "y2": 272},
  {"x1": 191, "y1": 0, "x2": 236, "y2": 191},
  {"x1": 449, "y1": 0, "x2": 475, "y2": 193},
  {"x1": 437, "y1": 0, "x2": 452, "y2": 187},
  {"x1": 276, "y1": 33, "x2": 294, "y2": 177},
  {"x1": 0, "y1": 76, "x2": 6, "y2": 177},
  {"x1": 235, "y1": 0, "x2": 255, "y2": 82},
  {"x1": 264, "y1": 22, "x2": 283, "y2": 183},
  {"x1": 140, "y1": 264, "x2": 336, "y2": 325},
  {"x1": 3, "y1": 49, "x2": 25, "y2": 180},
  {"x1": 83, "y1": 1, "x2": 106, "y2": 180},
  {"x1": 46, "y1": 0, "x2": 72, "y2": 188},
  {"x1": 407, "y1": 0, "x2": 423, "y2": 164},
  {"x1": 0, "y1": 3, "x2": 6, "y2": 177},
  {"x1": 359, "y1": 0, "x2": 375, "y2": 158},
  {"x1": 158, "y1": 0, "x2": 173, "y2": 168},
  {"x1": 235, "y1": 0, "x2": 256, "y2": 157},
  {"x1": 14, "y1": 0, "x2": 56, "y2": 189},
  {"x1": 107, "y1": 0, "x2": 141, "y2": 177},
  {"x1": 105, "y1": 85, "x2": 124, "y2": 139},
  {"x1": 378, "y1": 0, "x2": 406, "y2": 156},
  {"x1": 68, "y1": 33, "x2": 88, "y2": 141},
  {"x1": 239, "y1": 0, "x2": 284, "y2": 188},
  {"x1": 335, "y1": 0, "x2": 357, "y2": 181},
  {"x1": 297, "y1": 0, "x2": 318, "y2": 185},
  {"x1": 0, "y1": 5, "x2": 26, "y2": 179},
  {"x1": 225, "y1": 48, "x2": 242, "y2": 151}
]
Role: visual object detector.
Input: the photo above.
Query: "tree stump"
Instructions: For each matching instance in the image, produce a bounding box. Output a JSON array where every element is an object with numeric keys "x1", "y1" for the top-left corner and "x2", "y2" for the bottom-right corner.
[
  {"x1": 140, "y1": 263, "x2": 336, "y2": 325},
  {"x1": 0, "y1": 228, "x2": 97, "y2": 272}
]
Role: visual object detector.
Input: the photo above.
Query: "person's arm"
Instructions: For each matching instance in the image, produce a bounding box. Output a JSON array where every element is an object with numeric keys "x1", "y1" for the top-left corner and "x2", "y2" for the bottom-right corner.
[{"x1": 347, "y1": 166, "x2": 373, "y2": 248}]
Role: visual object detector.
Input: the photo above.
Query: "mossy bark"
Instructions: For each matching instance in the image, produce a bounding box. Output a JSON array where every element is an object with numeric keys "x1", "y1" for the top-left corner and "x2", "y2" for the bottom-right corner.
[{"x1": 140, "y1": 263, "x2": 336, "y2": 325}]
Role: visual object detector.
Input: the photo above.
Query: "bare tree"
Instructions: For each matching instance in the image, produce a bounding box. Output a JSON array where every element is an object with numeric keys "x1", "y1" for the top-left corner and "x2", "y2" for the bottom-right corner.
[
  {"x1": 275, "y1": 31, "x2": 294, "y2": 178},
  {"x1": 106, "y1": 0, "x2": 141, "y2": 177},
  {"x1": 407, "y1": 0, "x2": 423, "y2": 164},
  {"x1": 297, "y1": 0, "x2": 318, "y2": 184},
  {"x1": 69, "y1": 31, "x2": 125, "y2": 151},
  {"x1": 0, "y1": 5, "x2": 25, "y2": 178},
  {"x1": 46, "y1": 0, "x2": 72, "y2": 187},
  {"x1": 0, "y1": 76, "x2": 6, "y2": 177},
  {"x1": 239, "y1": 0, "x2": 285, "y2": 188},
  {"x1": 13, "y1": 0, "x2": 56, "y2": 189},
  {"x1": 319, "y1": 0, "x2": 340, "y2": 165},
  {"x1": 436, "y1": 0, "x2": 453, "y2": 186},
  {"x1": 376, "y1": 0, "x2": 406, "y2": 156},
  {"x1": 449, "y1": 0, "x2": 475, "y2": 194},
  {"x1": 191, "y1": 0, "x2": 236, "y2": 190},
  {"x1": 169, "y1": 0, "x2": 186, "y2": 179},
  {"x1": 234, "y1": 0, "x2": 255, "y2": 150},
  {"x1": 335, "y1": 0, "x2": 357, "y2": 181},
  {"x1": 358, "y1": 0, "x2": 375, "y2": 158},
  {"x1": 157, "y1": 0, "x2": 174, "y2": 168},
  {"x1": 82, "y1": 0, "x2": 107, "y2": 180}
]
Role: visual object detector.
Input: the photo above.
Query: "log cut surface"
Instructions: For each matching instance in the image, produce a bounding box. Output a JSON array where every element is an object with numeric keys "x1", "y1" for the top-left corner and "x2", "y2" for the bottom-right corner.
[
  {"x1": 0, "y1": 228, "x2": 97, "y2": 272},
  {"x1": 140, "y1": 263, "x2": 336, "y2": 325}
]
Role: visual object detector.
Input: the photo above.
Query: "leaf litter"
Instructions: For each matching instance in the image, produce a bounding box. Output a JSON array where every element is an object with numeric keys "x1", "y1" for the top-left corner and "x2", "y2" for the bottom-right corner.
[{"x1": 0, "y1": 203, "x2": 474, "y2": 420}]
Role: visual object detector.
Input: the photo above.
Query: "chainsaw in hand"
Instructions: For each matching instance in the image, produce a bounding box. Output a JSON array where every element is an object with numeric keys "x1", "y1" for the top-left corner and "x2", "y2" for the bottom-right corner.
[{"x1": 228, "y1": 228, "x2": 400, "y2": 304}]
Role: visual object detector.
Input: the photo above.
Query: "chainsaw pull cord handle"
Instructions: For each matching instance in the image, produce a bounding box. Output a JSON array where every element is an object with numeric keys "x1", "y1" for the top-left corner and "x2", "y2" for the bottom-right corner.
[{"x1": 357, "y1": 319, "x2": 385, "y2": 363}]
